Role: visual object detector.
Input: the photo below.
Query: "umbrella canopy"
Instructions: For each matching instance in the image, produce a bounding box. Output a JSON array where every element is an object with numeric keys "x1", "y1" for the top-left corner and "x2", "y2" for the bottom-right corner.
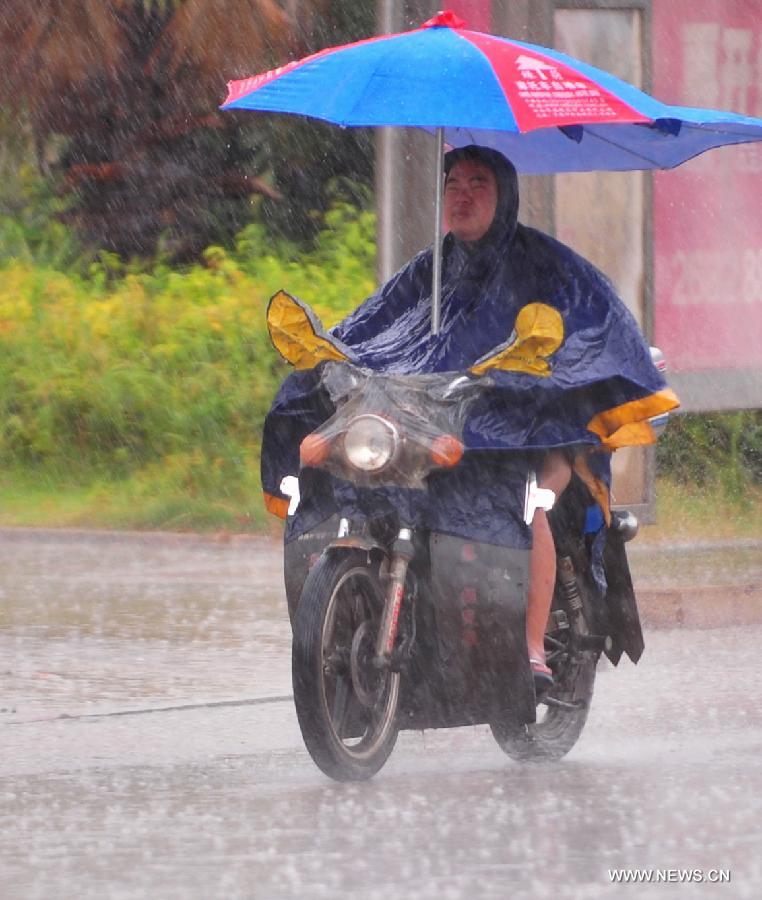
[{"x1": 222, "y1": 9, "x2": 762, "y2": 174}]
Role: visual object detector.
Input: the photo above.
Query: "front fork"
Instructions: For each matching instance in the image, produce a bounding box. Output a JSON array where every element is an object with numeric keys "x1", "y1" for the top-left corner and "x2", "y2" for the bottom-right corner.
[
  {"x1": 375, "y1": 527, "x2": 415, "y2": 661},
  {"x1": 332, "y1": 519, "x2": 416, "y2": 665}
]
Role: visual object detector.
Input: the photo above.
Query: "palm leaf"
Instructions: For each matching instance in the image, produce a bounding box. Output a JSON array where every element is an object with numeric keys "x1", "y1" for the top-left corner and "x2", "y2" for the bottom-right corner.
[
  {"x1": 0, "y1": 2, "x2": 125, "y2": 100},
  {"x1": 0, "y1": 0, "x2": 357, "y2": 260},
  {"x1": 154, "y1": 0, "x2": 292, "y2": 83}
]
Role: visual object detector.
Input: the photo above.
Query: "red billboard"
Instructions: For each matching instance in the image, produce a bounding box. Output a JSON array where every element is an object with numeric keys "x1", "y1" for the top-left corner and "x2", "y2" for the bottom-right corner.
[{"x1": 653, "y1": 0, "x2": 762, "y2": 375}]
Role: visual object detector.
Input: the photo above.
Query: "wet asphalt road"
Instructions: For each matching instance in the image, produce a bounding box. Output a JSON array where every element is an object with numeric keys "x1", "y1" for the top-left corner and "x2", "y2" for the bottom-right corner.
[{"x1": 1, "y1": 530, "x2": 761, "y2": 899}]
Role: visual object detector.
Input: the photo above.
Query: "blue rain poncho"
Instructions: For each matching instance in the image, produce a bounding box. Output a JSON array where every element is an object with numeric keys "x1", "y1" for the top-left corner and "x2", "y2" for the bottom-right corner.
[{"x1": 261, "y1": 146, "x2": 678, "y2": 545}]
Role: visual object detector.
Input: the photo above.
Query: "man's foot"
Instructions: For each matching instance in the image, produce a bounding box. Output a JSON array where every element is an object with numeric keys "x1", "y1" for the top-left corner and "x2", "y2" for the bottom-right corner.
[{"x1": 530, "y1": 658, "x2": 553, "y2": 694}]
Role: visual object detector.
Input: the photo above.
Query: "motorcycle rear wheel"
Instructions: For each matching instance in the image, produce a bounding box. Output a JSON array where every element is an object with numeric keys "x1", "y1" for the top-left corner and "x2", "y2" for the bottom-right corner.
[
  {"x1": 490, "y1": 601, "x2": 597, "y2": 762},
  {"x1": 292, "y1": 550, "x2": 400, "y2": 781}
]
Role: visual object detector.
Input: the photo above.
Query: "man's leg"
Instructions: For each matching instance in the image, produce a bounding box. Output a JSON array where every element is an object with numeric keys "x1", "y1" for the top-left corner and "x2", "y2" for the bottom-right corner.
[{"x1": 526, "y1": 451, "x2": 572, "y2": 674}]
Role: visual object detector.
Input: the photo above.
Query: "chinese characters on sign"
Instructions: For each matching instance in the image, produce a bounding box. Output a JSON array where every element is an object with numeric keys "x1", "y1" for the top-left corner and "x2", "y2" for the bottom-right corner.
[{"x1": 514, "y1": 55, "x2": 623, "y2": 121}]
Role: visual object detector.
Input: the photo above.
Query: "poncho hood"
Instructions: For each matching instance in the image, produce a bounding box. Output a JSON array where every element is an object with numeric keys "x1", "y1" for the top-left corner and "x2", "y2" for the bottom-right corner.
[
  {"x1": 319, "y1": 146, "x2": 528, "y2": 373},
  {"x1": 444, "y1": 144, "x2": 520, "y2": 270}
]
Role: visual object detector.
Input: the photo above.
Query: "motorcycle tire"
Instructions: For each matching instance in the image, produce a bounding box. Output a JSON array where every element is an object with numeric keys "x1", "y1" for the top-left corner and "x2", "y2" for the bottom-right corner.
[
  {"x1": 292, "y1": 549, "x2": 400, "y2": 781},
  {"x1": 490, "y1": 590, "x2": 597, "y2": 763}
]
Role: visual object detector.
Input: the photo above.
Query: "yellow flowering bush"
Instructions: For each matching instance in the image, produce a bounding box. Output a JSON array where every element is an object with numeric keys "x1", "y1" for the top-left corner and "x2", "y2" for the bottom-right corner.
[{"x1": 0, "y1": 205, "x2": 377, "y2": 528}]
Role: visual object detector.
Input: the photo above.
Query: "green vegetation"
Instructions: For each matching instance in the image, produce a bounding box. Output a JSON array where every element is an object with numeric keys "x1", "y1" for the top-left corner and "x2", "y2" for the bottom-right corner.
[
  {"x1": 642, "y1": 477, "x2": 762, "y2": 545},
  {"x1": 0, "y1": 118, "x2": 83, "y2": 273},
  {"x1": 0, "y1": 174, "x2": 760, "y2": 535},
  {"x1": 657, "y1": 410, "x2": 762, "y2": 502},
  {"x1": 0, "y1": 203, "x2": 375, "y2": 531},
  {"x1": 0, "y1": 2, "x2": 376, "y2": 261},
  {"x1": 641, "y1": 410, "x2": 762, "y2": 543}
]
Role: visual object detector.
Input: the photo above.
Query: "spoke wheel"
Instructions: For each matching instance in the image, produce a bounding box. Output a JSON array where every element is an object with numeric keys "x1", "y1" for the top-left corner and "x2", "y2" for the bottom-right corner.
[
  {"x1": 292, "y1": 551, "x2": 400, "y2": 781},
  {"x1": 491, "y1": 595, "x2": 597, "y2": 763}
]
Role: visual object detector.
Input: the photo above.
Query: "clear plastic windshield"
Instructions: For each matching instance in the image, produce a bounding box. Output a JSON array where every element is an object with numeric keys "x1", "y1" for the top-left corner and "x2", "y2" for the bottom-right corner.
[{"x1": 305, "y1": 362, "x2": 489, "y2": 488}]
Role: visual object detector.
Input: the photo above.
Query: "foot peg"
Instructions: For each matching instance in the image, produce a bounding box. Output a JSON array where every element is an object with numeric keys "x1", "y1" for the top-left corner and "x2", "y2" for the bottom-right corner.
[
  {"x1": 541, "y1": 696, "x2": 588, "y2": 711},
  {"x1": 530, "y1": 658, "x2": 554, "y2": 697}
]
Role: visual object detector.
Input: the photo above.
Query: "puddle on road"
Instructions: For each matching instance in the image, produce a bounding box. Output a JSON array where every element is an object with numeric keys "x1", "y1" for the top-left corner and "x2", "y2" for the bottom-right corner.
[{"x1": 0, "y1": 535, "x2": 292, "y2": 720}]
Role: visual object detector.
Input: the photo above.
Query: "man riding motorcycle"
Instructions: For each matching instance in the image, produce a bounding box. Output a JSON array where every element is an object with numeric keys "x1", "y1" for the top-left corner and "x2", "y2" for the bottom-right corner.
[{"x1": 261, "y1": 144, "x2": 678, "y2": 689}]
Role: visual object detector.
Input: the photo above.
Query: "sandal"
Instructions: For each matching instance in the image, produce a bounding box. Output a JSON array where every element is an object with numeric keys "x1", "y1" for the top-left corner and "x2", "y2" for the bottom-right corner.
[{"x1": 530, "y1": 657, "x2": 554, "y2": 693}]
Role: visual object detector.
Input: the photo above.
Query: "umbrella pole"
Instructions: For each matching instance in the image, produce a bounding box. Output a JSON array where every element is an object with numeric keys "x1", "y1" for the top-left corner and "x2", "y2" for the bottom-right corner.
[{"x1": 431, "y1": 127, "x2": 444, "y2": 335}]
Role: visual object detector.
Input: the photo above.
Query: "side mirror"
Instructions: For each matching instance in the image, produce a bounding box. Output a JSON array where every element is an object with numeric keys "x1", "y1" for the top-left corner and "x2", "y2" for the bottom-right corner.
[
  {"x1": 648, "y1": 346, "x2": 670, "y2": 437},
  {"x1": 649, "y1": 345, "x2": 667, "y2": 374}
]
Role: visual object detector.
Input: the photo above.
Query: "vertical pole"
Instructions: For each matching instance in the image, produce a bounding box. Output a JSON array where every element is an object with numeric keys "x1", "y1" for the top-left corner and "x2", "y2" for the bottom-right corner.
[
  {"x1": 431, "y1": 127, "x2": 444, "y2": 334},
  {"x1": 376, "y1": 0, "x2": 398, "y2": 285},
  {"x1": 377, "y1": 127, "x2": 397, "y2": 284}
]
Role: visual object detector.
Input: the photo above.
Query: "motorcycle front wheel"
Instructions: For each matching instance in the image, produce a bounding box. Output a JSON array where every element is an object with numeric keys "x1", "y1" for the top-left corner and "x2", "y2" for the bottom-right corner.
[{"x1": 292, "y1": 550, "x2": 400, "y2": 781}]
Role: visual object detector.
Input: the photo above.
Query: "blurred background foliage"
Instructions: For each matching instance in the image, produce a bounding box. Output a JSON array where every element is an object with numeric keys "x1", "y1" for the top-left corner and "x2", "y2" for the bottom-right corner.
[
  {"x1": 657, "y1": 411, "x2": 762, "y2": 500},
  {"x1": 0, "y1": 0, "x2": 375, "y2": 260},
  {"x1": 0, "y1": 202, "x2": 375, "y2": 529},
  {"x1": 0, "y1": 0, "x2": 380, "y2": 528},
  {"x1": 0, "y1": 1, "x2": 759, "y2": 530}
]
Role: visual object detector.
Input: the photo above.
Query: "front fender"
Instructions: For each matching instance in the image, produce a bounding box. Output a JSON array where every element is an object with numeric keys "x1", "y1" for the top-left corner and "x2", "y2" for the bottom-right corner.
[
  {"x1": 284, "y1": 519, "x2": 390, "y2": 625},
  {"x1": 325, "y1": 535, "x2": 388, "y2": 556}
]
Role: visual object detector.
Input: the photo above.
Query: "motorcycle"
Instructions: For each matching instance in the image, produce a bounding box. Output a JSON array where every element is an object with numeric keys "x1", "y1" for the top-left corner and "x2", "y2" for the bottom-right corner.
[{"x1": 266, "y1": 291, "x2": 668, "y2": 781}]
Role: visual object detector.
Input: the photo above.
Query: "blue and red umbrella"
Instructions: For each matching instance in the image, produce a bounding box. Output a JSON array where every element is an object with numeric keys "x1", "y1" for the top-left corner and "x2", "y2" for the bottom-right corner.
[
  {"x1": 222, "y1": 9, "x2": 762, "y2": 175},
  {"x1": 222, "y1": 9, "x2": 762, "y2": 332}
]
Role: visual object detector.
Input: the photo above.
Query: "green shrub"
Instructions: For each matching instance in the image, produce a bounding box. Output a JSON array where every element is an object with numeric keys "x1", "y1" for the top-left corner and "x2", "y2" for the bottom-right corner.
[
  {"x1": 0, "y1": 160, "x2": 83, "y2": 272},
  {"x1": 6, "y1": 194, "x2": 759, "y2": 532},
  {"x1": 0, "y1": 203, "x2": 376, "y2": 529},
  {"x1": 657, "y1": 410, "x2": 762, "y2": 501}
]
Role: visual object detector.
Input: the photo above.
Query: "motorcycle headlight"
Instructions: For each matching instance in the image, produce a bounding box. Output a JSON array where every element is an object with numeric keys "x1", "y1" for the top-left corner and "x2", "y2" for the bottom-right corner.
[{"x1": 343, "y1": 415, "x2": 399, "y2": 473}]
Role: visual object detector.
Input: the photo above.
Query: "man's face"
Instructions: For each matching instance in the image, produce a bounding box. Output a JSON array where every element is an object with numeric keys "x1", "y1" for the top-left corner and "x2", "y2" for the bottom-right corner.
[{"x1": 444, "y1": 159, "x2": 498, "y2": 243}]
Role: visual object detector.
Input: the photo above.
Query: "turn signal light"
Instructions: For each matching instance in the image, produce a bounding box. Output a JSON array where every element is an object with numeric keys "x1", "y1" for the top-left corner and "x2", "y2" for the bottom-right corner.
[
  {"x1": 429, "y1": 434, "x2": 463, "y2": 467},
  {"x1": 300, "y1": 433, "x2": 331, "y2": 467}
]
